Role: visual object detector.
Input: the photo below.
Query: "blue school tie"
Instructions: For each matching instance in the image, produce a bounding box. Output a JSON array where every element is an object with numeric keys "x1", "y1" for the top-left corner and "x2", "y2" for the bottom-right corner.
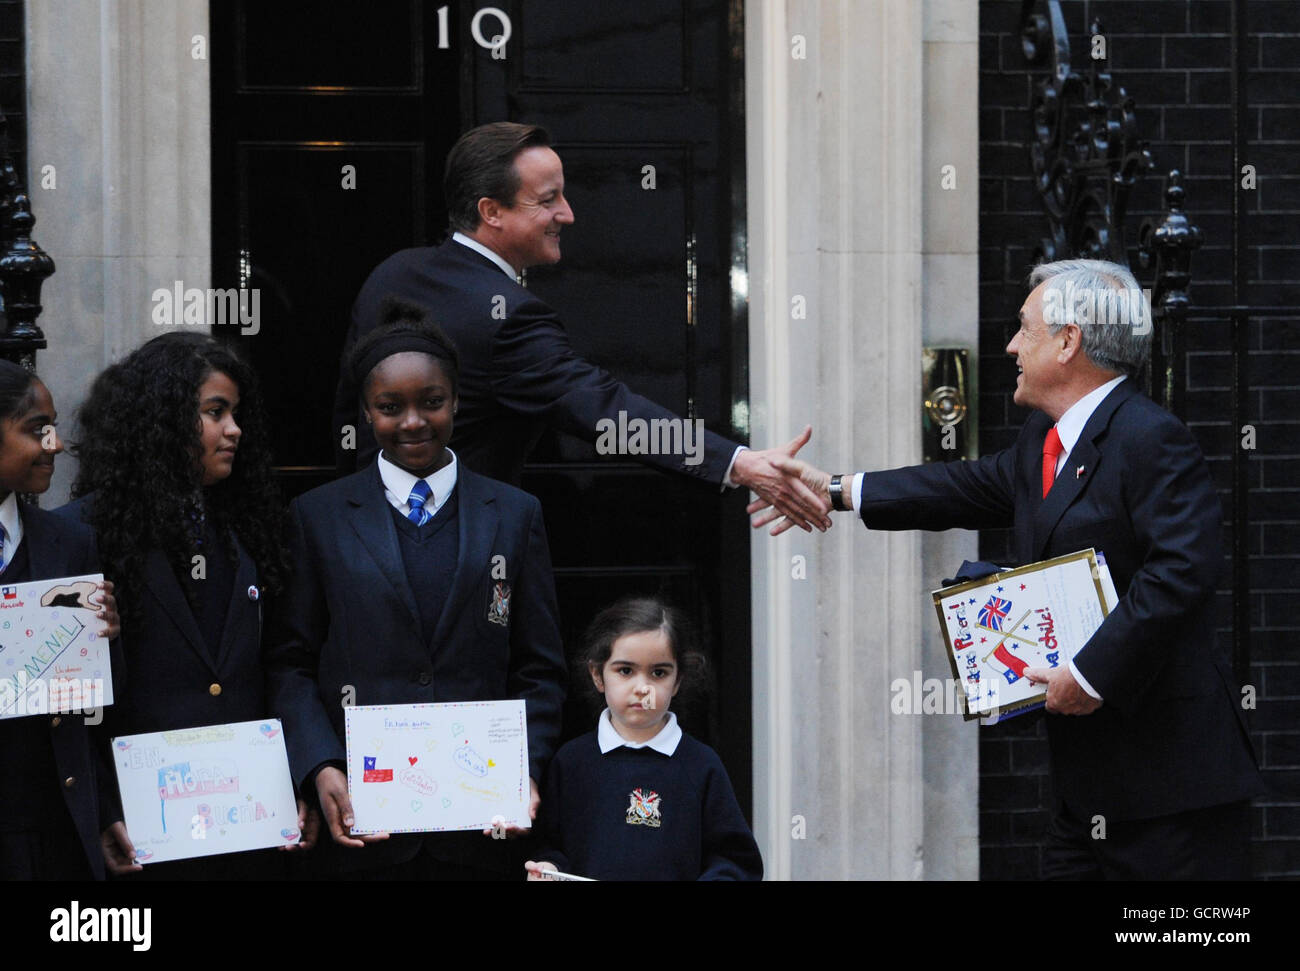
[
  {"x1": 407, "y1": 480, "x2": 432, "y2": 527},
  {"x1": 0, "y1": 524, "x2": 6, "y2": 573}
]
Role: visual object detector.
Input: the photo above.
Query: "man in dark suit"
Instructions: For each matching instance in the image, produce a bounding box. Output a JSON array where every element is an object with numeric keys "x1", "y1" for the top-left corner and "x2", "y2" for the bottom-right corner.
[
  {"x1": 755, "y1": 259, "x2": 1265, "y2": 879},
  {"x1": 336, "y1": 121, "x2": 830, "y2": 532}
]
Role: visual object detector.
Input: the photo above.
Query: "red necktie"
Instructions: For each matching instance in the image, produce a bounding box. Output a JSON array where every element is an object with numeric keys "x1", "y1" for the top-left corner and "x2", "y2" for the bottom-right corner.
[{"x1": 1042, "y1": 426, "x2": 1064, "y2": 498}]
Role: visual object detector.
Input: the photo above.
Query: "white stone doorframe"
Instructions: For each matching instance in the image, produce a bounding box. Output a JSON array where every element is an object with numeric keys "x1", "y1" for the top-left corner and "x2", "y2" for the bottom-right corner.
[
  {"x1": 745, "y1": 0, "x2": 979, "y2": 880},
  {"x1": 27, "y1": 0, "x2": 210, "y2": 504}
]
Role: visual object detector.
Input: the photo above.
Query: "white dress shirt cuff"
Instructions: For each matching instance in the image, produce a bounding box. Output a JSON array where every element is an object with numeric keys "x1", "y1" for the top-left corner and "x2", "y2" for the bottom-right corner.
[
  {"x1": 1069, "y1": 659, "x2": 1103, "y2": 701},
  {"x1": 849, "y1": 472, "x2": 864, "y2": 512},
  {"x1": 722, "y1": 445, "x2": 745, "y2": 490}
]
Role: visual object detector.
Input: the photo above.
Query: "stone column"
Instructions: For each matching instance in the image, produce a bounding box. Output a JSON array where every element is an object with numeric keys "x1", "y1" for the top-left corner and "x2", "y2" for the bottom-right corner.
[
  {"x1": 920, "y1": 0, "x2": 981, "y2": 882},
  {"x1": 27, "y1": 0, "x2": 210, "y2": 502},
  {"x1": 746, "y1": 0, "x2": 978, "y2": 879}
]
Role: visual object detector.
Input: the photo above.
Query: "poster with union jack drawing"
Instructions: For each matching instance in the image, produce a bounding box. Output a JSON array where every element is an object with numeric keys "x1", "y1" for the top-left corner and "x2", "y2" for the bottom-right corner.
[{"x1": 931, "y1": 550, "x2": 1118, "y2": 721}]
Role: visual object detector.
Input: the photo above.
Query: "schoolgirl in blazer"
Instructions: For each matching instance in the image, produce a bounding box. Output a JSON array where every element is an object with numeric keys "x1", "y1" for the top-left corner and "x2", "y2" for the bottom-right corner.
[
  {"x1": 59, "y1": 333, "x2": 316, "y2": 878},
  {"x1": 0, "y1": 360, "x2": 125, "y2": 880},
  {"x1": 269, "y1": 300, "x2": 566, "y2": 878}
]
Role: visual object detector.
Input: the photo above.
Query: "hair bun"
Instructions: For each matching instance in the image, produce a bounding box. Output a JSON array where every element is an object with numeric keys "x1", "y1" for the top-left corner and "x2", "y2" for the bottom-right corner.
[{"x1": 378, "y1": 296, "x2": 428, "y2": 329}]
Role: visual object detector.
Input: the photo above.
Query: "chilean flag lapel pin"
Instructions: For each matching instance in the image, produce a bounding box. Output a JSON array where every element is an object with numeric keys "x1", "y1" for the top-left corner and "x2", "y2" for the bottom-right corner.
[{"x1": 1076, "y1": 465, "x2": 1086, "y2": 479}]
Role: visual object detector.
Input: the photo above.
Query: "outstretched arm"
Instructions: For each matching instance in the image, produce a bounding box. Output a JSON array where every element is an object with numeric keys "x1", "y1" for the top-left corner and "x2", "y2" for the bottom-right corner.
[
  {"x1": 748, "y1": 445, "x2": 1019, "y2": 536},
  {"x1": 493, "y1": 300, "x2": 831, "y2": 531}
]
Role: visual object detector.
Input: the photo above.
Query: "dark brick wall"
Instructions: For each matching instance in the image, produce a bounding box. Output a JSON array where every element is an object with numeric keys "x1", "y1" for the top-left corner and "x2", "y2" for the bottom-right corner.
[
  {"x1": 0, "y1": 0, "x2": 23, "y2": 185},
  {"x1": 979, "y1": 0, "x2": 1299, "y2": 879}
]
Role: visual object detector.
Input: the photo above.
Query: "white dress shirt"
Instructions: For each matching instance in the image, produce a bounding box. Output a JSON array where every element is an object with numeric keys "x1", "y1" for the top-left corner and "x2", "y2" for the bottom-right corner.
[
  {"x1": 377, "y1": 449, "x2": 459, "y2": 520},
  {"x1": 596, "y1": 707, "x2": 682, "y2": 756},
  {"x1": 452, "y1": 231, "x2": 518, "y2": 280}
]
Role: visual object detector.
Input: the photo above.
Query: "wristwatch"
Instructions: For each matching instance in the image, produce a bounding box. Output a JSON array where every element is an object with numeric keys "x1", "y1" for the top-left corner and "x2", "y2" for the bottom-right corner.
[{"x1": 829, "y1": 474, "x2": 848, "y2": 512}]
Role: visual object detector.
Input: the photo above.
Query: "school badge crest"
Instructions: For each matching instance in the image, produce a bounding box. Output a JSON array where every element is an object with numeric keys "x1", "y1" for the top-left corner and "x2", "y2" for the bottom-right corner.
[
  {"x1": 625, "y1": 787, "x2": 662, "y2": 828},
  {"x1": 487, "y1": 582, "x2": 511, "y2": 626}
]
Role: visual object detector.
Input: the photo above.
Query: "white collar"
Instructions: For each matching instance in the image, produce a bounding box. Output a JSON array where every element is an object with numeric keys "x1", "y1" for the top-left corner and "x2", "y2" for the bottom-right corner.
[
  {"x1": 1054, "y1": 375, "x2": 1127, "y2": 462},
  {"x1": 452, "y1": 232, "x2": 518, "y2": 281},
  {"x1": 377, "y1": 449, "x2": 459, "y2": 519},
  {"x1": 0, "y1": 491, "x2": 21, "y2": 556},
  {"x1": 597, "y1": 708, "x2": 682, "y2": 756}
]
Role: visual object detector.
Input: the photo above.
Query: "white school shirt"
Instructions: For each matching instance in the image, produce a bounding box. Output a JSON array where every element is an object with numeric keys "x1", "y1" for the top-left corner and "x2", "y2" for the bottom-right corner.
[
  {"x1": 0, "y1": 491, "x2": 21, "y2": 562},
  {"x1": 596, "y1": 708, "x2": 682, "y2": 756},
  {"x1": 377, "y1": 449, "x2": 459, "y2": 520}
]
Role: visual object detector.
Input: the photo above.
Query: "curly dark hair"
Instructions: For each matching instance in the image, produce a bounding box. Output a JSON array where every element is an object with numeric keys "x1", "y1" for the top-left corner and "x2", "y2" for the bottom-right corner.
[{"x1": 70, "y1": 333, "x2": 287, "y2": 619}]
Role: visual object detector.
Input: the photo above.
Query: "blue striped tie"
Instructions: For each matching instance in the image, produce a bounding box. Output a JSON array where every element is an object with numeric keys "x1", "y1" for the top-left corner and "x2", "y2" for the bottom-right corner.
[{"x1": 407, "y1": 480, "x2": 432, "y2": 526}]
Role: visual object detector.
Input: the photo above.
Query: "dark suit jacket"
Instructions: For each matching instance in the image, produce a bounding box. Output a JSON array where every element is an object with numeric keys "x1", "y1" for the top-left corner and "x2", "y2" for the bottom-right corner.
[
  {"x1": 266, "y1": 460, "x2": 566, "y2": 870},
  {"x1": 57, "y1": 495, "x2": 269, "y2": 735},
  {"x1": 336, "y1": 238, "x2": 738, "y2": 485},
  {"x1": 858, "y1": 378, "x2": 1264, "y2": 820},
  {"x1": 18, "y1": 503, "x2": 123, "y2": 879}
]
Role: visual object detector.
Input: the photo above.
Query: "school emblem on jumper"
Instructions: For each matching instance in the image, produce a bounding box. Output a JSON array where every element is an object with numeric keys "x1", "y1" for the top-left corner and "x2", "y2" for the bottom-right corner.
[
  {"x1": 487, "y1": 582, "x2": 511, "y2": 627},
  {"x1": 626, "y1": 787, "x2": 662, "y2": 828}
]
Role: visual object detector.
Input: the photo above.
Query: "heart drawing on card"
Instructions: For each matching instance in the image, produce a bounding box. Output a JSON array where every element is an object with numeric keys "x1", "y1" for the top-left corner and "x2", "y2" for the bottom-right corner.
[
  {"x1": 441, "y1": 798, "x2": 451, "y2": 809},
  {"x1": 410, "y1": 800, "x2": 423, "y2": 812},
  {"x1": 451, "y1": 722, "x2": 465, "y2": 737},
  {"x1": 408, "y1": 756, "x2": 418, "y2": 766}
]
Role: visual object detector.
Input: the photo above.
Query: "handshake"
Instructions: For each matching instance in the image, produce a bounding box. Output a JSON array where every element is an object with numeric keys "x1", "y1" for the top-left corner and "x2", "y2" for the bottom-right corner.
[{"x1": 731, "y1": 425, "x2": 842, "y2": 537}]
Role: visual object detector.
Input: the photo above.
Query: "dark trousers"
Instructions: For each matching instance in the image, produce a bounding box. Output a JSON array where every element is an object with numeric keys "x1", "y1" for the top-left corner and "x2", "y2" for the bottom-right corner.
[{"x1": 1042, "y1": 799, "x2": 1252, "y2": 880}]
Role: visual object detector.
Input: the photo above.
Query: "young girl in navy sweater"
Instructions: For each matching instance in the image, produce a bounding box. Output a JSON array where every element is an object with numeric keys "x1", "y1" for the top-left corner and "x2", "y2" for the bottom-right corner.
[{"x1": 526, "y1": 597, "x2": 762, "y2": 881}]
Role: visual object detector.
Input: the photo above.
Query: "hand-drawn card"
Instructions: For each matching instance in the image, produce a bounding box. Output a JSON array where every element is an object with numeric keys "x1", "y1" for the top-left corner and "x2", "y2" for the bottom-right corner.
[
  {"x1": 113, "y1": 719, "x2": 301, "y2": 864},
  {"x1": 345, "y1": 700, "x2": 529, "y2": 835},
  {"x1": 0, "y1": 573, "x2": 112, "y2": 720},
  {"x1": 932, "y1": 550, "x2": 1112, "y2": 720}
]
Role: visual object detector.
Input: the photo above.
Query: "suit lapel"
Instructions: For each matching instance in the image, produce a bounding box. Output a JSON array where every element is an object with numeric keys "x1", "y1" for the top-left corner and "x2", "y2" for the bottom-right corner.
[
  {"x1": 213, "y1": 533, "x2": 259, "y2": 671},
  {"x1": 345, "y1": 463, "x2": 421, "y2": 634},
  {"x1": 19, "y1": 505, "x2": 61, "y2": 578},
  {"x1": 430, "y1": 468, "x2": 499, "y2": 649},
  {"x1": 1032, "y1": 438, "x2": 1102, "y2": 558},
  {"x1": 142, "y1": 548, "x2": 214, "y2": 672},
  {"x1": 1030, "y1": 379, "x2": 1137, "y2": 558}
]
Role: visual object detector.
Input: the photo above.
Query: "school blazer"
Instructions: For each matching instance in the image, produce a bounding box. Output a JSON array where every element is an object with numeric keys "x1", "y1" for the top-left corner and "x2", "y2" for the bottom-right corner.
[
  {"x1": 57, "y1": 495, "x2": 268, "y2": 734},
  {"x1": 267, "y1": 461, "x2": 567, "y2": 794},
  {"x1": 18, "y1": 503, "x2": 124, "y2": 879},
  {"x1": 857, "y1": 379, "x2": 1265, "y2": 820}
]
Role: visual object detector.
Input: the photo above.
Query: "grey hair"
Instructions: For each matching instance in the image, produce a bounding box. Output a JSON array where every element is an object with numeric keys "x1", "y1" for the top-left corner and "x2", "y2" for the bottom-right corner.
[{"x1": 1028, "y1": 259, "x2": 1151, "y2": 377}]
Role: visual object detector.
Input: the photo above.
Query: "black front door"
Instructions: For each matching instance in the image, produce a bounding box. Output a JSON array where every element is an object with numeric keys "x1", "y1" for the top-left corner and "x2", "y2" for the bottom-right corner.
[{"x1": 211, "y1": 0, "x2": 753, "y2": 812}]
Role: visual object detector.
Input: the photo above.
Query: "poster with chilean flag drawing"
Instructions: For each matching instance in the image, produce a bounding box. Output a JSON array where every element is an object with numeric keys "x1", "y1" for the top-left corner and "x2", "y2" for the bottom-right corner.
[{"x1": 931, "y1": 550, "x2": 1118, "y2": 721}]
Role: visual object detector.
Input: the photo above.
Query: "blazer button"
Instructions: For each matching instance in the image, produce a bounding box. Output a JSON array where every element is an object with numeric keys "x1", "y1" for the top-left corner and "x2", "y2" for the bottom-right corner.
[
  {"x1": 51, "y1": 716, "x2": 62, "y2": 727},
  {"x1": 64, "y1": 776, "x2": 76, "y2": 788},
  {"x1": 209, "y1": 683, "x2": 222, "y2": 696},
  {"x1": 417, "y1": 672, "x2": 431, "y2": 686}
]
